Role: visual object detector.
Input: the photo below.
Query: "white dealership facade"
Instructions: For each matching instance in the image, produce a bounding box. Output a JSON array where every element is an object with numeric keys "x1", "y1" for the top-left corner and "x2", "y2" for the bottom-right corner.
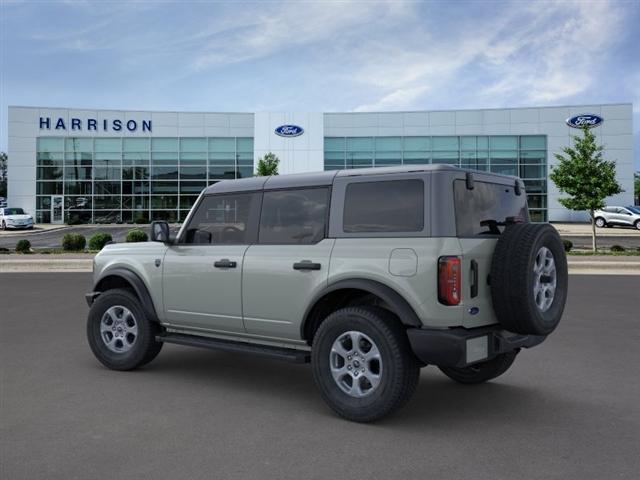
[{"x1": 6, "y1": 103, "x2": 634, "y2": 224}]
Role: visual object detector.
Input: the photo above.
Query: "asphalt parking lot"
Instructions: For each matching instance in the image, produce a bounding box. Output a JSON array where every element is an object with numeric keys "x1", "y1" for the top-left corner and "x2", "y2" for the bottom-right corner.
[{"x1": 1, "y1": 273, "x2": 639, "y2": 479}]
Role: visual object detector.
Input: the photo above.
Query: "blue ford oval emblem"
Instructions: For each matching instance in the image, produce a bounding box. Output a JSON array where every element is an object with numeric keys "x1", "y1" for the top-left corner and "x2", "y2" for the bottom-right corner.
[
  {"x1": 566, "y1": 114, "x2": 603, "y2": 129},
  {"x1": 275, "y1": 125, "x2": 304, "y2": 137}
]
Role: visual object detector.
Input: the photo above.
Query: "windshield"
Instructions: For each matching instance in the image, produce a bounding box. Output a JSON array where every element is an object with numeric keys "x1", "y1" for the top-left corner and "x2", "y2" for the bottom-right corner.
[
  {"x1": 4, "y1": 208, "x2": 25, "y2": 215},
  {"x1": 626, "y1": 206, "x2": 640, "y2": 214}
]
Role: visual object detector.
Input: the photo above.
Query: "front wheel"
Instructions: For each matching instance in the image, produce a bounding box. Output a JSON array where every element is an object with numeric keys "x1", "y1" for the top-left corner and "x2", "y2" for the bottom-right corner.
[
  {"x1": 635, "y1": 220, "x2": 640, "y2": 230},
  {"x1": 594, "y1": 217, "x2": 606, "y2": 228},
  {"x1": 438, "y1": 351, "x2": 518, "y2": 384},
  {"x1": 87, "y1": 288, "x2": 163, "y2": 371},
  {"x1": 1, "y1": 221, "x2": 5, "y2": 230},
  {"x1": 311, "y1": 306, "x2": 420, "y2": 422}
]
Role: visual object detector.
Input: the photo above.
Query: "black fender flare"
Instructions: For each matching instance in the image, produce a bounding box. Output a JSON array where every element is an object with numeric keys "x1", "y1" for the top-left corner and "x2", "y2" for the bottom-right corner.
[
  {"x1": 92, "y1": 268, "x2": 159, "y2": 322},
  {"x1": 301, "y1": 278, "x2": 422, "y2": 340}
]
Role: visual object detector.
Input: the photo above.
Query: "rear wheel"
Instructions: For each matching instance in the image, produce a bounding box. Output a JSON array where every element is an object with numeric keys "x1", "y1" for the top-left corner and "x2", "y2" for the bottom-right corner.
[
  {"x1": 1, "y1": 221, "x2": 5, "y2": 230},
  {"x1": 595, "y1": 217, "x2": 606, "y2": 228},
  {"x1": 439, "y1": 351, "x2": 518, "y2": 384},
  {"x1": 311, "y1": 306, "x2": 420, "y2": 422},
  {"x1": 87, "y1": 288, "x2": 163, "y2": 371}
]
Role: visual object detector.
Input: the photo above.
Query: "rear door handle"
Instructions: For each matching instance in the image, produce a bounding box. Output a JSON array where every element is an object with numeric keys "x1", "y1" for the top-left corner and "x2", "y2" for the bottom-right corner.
[
  {"x1": 214, "y1": 259, "x2": 237, "y2": 269},
  {"x1": 293, "y1": 261, "x2": 321, "y2": 271},
  {"x1": 470, "y1": 260, "x2": 479, "y2": 298}
]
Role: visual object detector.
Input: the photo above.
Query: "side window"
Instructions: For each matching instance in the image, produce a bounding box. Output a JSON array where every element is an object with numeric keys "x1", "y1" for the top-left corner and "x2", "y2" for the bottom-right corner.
[
  {"x1": 343, "y1": 179, "x2": 424, "y2": 233},
  {"x1": 259, "y1": 188, "x2": 329, "y2": 244},
  {"x1": 183, "y1": 193, "x2": 258, "y2": 244}
]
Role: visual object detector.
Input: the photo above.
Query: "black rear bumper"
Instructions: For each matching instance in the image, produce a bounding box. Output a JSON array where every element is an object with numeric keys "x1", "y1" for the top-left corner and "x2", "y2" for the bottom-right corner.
[{"x1": 406, "y1": 325, "x2": 546, "y2": 368}]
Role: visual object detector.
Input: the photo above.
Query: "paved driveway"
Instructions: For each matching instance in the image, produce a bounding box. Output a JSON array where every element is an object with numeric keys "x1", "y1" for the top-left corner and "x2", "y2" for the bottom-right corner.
[{"x1": 1, "y1": 274, "x2": 639, "y2": 479}]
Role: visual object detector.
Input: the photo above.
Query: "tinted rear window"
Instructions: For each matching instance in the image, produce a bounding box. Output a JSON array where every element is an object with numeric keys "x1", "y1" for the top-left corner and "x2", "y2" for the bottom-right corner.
[
  {"x1": 343, "y1": 179, "x2": 424, "y2": 233},
  {"x1": 454, "y1": 180, "x2": 529, "y2": 236}
]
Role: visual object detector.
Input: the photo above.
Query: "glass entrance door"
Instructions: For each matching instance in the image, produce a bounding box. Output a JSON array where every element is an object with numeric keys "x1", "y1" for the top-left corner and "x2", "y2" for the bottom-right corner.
[{"x1": 51, "y1": 195, "x2": 64, "y2": 224}]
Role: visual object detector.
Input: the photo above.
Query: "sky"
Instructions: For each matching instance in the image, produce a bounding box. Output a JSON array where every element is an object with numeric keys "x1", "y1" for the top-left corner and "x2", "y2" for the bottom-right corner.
[{"x1": 1, "y1": 0, "x2": 639, "y2": 168}]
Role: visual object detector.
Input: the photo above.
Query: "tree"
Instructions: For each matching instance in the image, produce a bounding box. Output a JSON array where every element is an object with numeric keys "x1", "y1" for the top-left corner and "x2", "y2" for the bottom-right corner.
[
  {"x1": 255, "y1": 152, "x2": 279, "y2": 176},
  {"x1": 634, "y1": 172, "x2": 640, "y2": 205},
  {"x1": 0, "y1": 152, "x2": 7, "y2": 198},
  {"x1": 549, "y1": 127, "x2": 622, "y2": 252}
]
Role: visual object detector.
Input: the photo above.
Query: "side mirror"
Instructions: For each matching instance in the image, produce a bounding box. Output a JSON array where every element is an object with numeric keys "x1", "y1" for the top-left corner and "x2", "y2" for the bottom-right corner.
[{"x1": 151, "y1": 220, "x2": 171, "y2": 243}]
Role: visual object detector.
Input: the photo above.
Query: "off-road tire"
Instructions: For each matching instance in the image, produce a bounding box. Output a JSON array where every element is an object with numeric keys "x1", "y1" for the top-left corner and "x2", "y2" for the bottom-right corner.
[
  {"x1": 491, "y1": 223, "x2": 568, "y2": 335},
  {"x1": 311, "y1": 306, "x2": 420, "y2": 423},
  {"x1": 438, "y1": 351, "x2": 518, "y2": 384},
  {"x1": 87, "y1": 288, "x2": 163, "y2": 371}
]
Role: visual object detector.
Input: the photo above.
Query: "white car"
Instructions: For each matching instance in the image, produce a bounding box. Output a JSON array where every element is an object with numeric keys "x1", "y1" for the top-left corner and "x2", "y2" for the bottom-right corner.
[
  {"x1": 0, "y1": 207, "x2": 35, "y2": 230},
  {"x1": 594, "y1": 206, "x2": 640, "y2": 230}
]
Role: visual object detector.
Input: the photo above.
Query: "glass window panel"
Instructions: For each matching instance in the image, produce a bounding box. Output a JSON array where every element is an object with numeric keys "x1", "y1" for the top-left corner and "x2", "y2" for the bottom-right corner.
[
  {"x1": 123, "y1": 167, "x2": 134, "y2": 180},
  {"x1": 151, "y1": 181, "x2": 178, "y2": 194},
  {"x1": 123, "y1": 138, "x2": 150, "y2": 152},
  {"x1": 403, "y1": 137, "x2": 430, "y2": 151},
  {"x1": 151, "y1": 196, "x2": 178, "y2": 209},
  {"x1": 237, "y1": 167, "x2": 253, "y2": 179},
  {"x1": 151, "y1": 138, "x2": 179, "y2": 151},
  {"x1": 490, "y1": 164, "x2": 518, "y2": 176},
  {"x1": 520, "y1": 135, "x2": 546, "y2": 149},
  {"x1": 236, "y1": 152, "x2": 253, "y2": 166},
  {"x1": 236, "y1": 137, "x2": 254, "y2": 152},
  {"x1": 65, "y1": 138, "x2": 93, "y2": 151},
  {"x1": 432, "y1": 136, "x2": 459, "y2": 151},
  {"x1": 36, "y1": 196, "x2": 52, "y2": 209},
  {"x1": 36, "y1": 211, "x2": 52, "y2": 223},
  {"x1": 66, "y1": 210, "x2": 92, "y2": 224},
  {"x1": 180, "y1": 138, "x2": 207, "y2": 152},
  {"x1": 37, "y1": 137, "x2": 64, "y2": 151},
  {"x1": 490, "y1": 136, "x2": 517, "y2": 150},
  {"x1": 37, "y1": 152, "x2": 64, "y2": 165},
  {"x1": 346, "y1": 152, "x2": 373, "y2": 167},
  {"x1": 529, "y1": 210, "x2": 546, "y2": 222},
  {"x1": 375, "y1": 137, "x2": 401, "y2": 151},
  {"x1": 93, "y1": 211, "x2": 121, "y2": 224},
  {"x1": 520, "y1": 150, "x2": 546, "y2": 164},
  {"x1": 37, "y1": 166, "x2": 63, "y2": 180},
  {"x1": 324, "y1": 151, "x2": 345, "y2": 166},
  {"x1": 94, "y1": 138, "x2": 121, "y2": 152},
  {"x1": 135, "y1": 167, "x2": 149, "y2": 180},
  {"x1": 344, "y1": 180, "x2": 424, "y2": 233},
  {"x1": 37, "y1": 182, "x2": 63, "y2": 195},
  {"x1": 180, "y1": 166, "x2": 206, "y2": 180},
  {"x1": 151, "y1": 210, "x2": 178, "y2": 222},
  {"x1": 123, "y1": 152, "x2": 150, "y2": 165},
  {"x1": 93, "y1": 166, "x2": 121, "y2": 181},
  {"x1": 460, "y1": 137, "x2": 476, "y2": 150},
  {"x1": 259, "y1": 188, "x2": 329, "y2": 244},
  {"x1": 347, "y1": 137, "x2": 373, "y2": 151},
  {"x1": 183, "y1": 192, "x2": 257, "y2": 244},
  {"x1": 477, "y1": 136, "x2": 489, "y2": 150},
  {"x1": 179, "y1": 196, "x2": 200, "y2": 209},
  {"x1": 65, "y1": 181, "x2": 93, "y2": 195},
  {"x1": 374, "y1": 152, "x2": 401, "y2": 165},
  {"x1": 209, "y1": 152, "x2": 235, "y2": 166},
  {"x1": 403, "y1": 151, "x2": 430, "y2": 164},
  {"x1": 324, "y1": 165, "x2": 342, "y2": 171},
  {"x1": 180, "y1": 152, "x2": 207, "y2": 165},
  {"x1": 324, "y1": 137, "x2": 345, "y2": 152},
  {"x1": 432, "y1": 152, "x2": 459, "y2": 164},
  {"x1": 209, "y1": 167, "x2": 239, "y2": 179},
  {"x1": 180, "y1": 182, "x2": 206, "y2": 194},
  {"x1": 65, "y1": 152, "x2": 93, "y2": 166},
  {"x1": 64, "y1": 166, "x2": 92, "y2": 180},
  {"x1": 124, "y1": 181, "x2": 150, "y2": 195},
  {"x1": 524, "y1": 180, "x2": 547, "y2": 193},
  {"x1": 65, "y1": 196, "x2": 92, "y2": 209},
  {"x1": 490, "y1": 151, "x2": 518, "y2": 164},
  {"x1": 527, "y1": 194, "x2": 547, "y2": 209},
  {"x1": 125, "y1": 196, "x2": 149, "y2": 209},
  {"x1": 93, "y1": 182, "x2": 120, "y2": 195},
  {"x1": 208, "y1": 138, "x2": 235, "y2": 152},
  {"x1": 520, "y1": 164, "x2": 546, "y2": 179},
  {"x1": 151, "y1": 167, "x2": 178, "y2": 180},
  {"x1": 151, "y1": 152, "x2": 178, "y2": 165}
]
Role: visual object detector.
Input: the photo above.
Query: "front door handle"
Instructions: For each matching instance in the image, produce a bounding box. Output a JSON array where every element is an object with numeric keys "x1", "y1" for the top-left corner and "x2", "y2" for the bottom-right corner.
[
  {"x1": 214, "y1": 259, "x2": 237, "y2": 269},
  {"x1": 293, "y1": 261, "x2": 321, "y2": 271}
]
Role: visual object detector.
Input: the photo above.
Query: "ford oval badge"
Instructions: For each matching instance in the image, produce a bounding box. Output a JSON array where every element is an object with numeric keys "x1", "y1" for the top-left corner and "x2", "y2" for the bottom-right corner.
[
  {"x1": 566, "y1": 114, "x2": 603, "y2": 129},
  {"x1": 275, "y1": 125, "x2": 304, "y2": 137}
]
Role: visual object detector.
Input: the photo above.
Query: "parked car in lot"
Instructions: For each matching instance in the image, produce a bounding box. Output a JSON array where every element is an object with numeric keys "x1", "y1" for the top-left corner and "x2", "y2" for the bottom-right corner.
[
  {"x1": 85, "y1": 165, "x2": 568, "y2": 422},
  {"x1": 594, "y1": 206, "x2": 640, "y2": 230},
  {"x1": 1, "y1": 207, "x2": 34, "y2": 230}
]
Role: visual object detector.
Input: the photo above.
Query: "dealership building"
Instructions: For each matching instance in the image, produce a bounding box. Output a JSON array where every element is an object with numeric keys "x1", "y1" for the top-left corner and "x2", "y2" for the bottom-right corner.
[{"x1": 6, "y1": 103, "x2": 634, "y2": 224}]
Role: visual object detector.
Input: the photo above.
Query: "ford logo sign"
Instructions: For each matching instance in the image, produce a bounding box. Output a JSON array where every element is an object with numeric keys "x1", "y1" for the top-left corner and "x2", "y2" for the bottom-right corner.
[
  {"x1": 566, "y1": 114, "x2": 603, "y2": 129},
  {"x1": 275, "y1": 125, "x2": 304, "y2": 137}
]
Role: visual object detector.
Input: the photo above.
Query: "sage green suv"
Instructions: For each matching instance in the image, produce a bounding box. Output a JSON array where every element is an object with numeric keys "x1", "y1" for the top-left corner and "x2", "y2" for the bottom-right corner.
[{"x1": 86, "y1": 165, "x2": 568, "y2": 422}]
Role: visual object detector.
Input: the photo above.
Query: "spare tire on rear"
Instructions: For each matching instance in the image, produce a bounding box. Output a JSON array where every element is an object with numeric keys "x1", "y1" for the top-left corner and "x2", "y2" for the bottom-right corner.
[{"x1": 490, "y1": 223, "x2": 568, "y2": 335}]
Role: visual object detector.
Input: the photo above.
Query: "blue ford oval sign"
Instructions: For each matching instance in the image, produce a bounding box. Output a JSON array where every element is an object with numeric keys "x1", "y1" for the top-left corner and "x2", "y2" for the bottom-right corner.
[
  {"x1": 566, "y1": 114, "x2": 603, "y2": 129},
  {"x1": 275, "y1": 125, "x2": 304, "y2": 137}
]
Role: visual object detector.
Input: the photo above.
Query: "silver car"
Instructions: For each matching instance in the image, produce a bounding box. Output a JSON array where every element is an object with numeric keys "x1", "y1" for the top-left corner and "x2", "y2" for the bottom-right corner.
[{"x1": 594, "y1": 206, "x2": 640, "y2": 230}]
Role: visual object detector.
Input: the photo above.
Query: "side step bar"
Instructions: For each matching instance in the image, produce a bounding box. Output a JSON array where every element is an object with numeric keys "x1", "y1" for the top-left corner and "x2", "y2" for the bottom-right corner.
[{"x1": 156, "y1": 333, "x2": 310, "y2": 364}]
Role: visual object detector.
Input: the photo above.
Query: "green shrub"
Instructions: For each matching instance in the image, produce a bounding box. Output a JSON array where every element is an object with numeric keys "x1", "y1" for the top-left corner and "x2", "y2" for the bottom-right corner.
[
  {"x1": 134, "y1": 216, "x2": 149, "y2": 224},
  {"x1": 0, "y1": 247, "x2": 10, "y2": 254},
  {"x1": 126, "y1": 229, "x2": 148, "y2": 243},
  {"x1": 610, "y1": 244, "x2": 625, "y2": 252},
  {"x1": 562, "y1": 239, "x2": 573, "y2": 252},
  {"x1": 62, "y1": 233, "x2": 86, "y2": 251},
  {"x1": 15, "y1": 239, "x2": 31, "y2": 253},
  {"x1": 88, "y1": 232, "x2": 113, "y2": 251}
]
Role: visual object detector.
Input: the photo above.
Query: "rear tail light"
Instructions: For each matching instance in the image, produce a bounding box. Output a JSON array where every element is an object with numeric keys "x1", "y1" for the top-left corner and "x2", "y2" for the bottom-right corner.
[{"x1": 438, "y1": 256, "x2": 461, "y2": 306}]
